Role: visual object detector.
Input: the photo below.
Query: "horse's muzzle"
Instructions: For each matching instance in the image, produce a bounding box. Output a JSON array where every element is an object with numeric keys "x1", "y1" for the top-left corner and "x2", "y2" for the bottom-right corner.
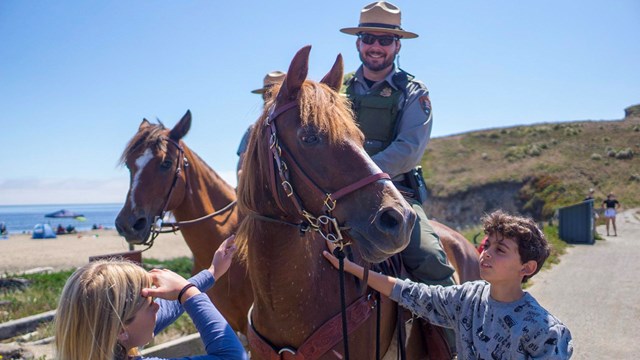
[{"x1": 115, "y1": 212, "x2": 151, "y2": 244}]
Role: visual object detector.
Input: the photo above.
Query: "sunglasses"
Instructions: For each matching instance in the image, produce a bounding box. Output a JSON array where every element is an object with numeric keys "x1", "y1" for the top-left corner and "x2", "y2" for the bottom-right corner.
[{"x1": 358, "y1": 33, "x2": 398, "y2": 46}]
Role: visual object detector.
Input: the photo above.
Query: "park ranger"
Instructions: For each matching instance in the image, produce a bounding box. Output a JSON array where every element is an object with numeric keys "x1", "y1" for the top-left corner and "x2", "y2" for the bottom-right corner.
[{"x1": 341, "y1": 1, "x2": 455, "y2": 288}]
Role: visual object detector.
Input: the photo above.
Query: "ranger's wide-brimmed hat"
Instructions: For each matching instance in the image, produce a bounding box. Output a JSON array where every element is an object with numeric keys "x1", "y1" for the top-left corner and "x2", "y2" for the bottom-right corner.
[
  {"x1": 251, "y1": 71, "x2": 286, "y2": 94},
  {"x1": 340, "y1": 1, "x2": 418, "y2": 39}
]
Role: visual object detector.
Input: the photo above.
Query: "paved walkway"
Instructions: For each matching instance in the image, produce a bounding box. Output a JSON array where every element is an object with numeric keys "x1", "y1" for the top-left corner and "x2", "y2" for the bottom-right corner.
[{"x1": 527, "y1": 208, "x2": 640, "y2": 360}]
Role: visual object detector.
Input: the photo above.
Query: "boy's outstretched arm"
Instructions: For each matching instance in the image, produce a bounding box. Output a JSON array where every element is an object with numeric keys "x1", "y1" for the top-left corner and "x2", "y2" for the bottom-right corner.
[{"x1": 323, "y1": 248, "x2": 396, "y2": 298}]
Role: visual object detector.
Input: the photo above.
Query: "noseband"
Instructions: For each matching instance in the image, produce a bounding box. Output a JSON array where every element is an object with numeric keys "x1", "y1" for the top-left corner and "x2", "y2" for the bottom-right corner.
[
  {"x1": 143, "y1": 137, "x2": 236, "y2": 248},
  {"x1": 263, "y1": 100, "x2": 390, "y2": 248}
]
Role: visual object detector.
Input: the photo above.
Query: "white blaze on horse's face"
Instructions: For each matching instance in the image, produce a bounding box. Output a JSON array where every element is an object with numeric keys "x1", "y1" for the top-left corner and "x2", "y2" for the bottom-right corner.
[{"x1": 131, "y1": 148, "x2": 154, "y2": 209}]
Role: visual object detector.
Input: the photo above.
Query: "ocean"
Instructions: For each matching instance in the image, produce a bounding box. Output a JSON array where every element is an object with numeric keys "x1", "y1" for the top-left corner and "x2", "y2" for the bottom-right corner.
[{"x1": 0, "y1": 203, "x2": 123, "y2": 234}]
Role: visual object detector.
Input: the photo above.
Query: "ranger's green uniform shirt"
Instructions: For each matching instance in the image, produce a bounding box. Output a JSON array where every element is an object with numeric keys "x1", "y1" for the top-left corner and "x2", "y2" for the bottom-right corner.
[{"x1": 343, "y1": 65, "x2": 433, "y2": 180}]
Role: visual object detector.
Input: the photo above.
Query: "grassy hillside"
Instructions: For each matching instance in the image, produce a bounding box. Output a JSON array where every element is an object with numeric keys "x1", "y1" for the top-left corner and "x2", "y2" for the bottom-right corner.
[{"x1": 422, "y1": 105, "x2": 640, "y2": 227}]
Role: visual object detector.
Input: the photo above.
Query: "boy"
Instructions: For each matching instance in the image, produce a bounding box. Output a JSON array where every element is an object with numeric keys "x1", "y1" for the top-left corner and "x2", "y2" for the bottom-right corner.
[{"x1": 323, "y1": 210, "x2": 573, "y2": 359}]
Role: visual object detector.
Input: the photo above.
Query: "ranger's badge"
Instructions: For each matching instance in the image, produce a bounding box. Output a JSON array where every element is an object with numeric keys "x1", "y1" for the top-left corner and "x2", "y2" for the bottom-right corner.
[
  {"x1": 419, "y1": 95, "x2": 431, "y2": 117},
  {"x1": 380, "y1": 87, "x2": 392, "y2": 97}
]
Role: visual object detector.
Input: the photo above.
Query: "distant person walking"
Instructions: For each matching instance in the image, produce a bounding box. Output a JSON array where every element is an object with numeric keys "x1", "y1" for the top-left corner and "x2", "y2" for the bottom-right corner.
[
  {"x1": 583, "y1": 188, "x2": 595, "y2": 202},
  {"x1": 602, "y1": 193, "x2": 621, "y2": 236},
  {"x1": 583, "y1": 188, "x2": 598, "y2": 235}
]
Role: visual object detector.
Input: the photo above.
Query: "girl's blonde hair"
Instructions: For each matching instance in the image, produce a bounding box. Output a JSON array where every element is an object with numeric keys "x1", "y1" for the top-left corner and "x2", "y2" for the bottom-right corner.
[{"x1": 54, "y1": 259, "x2": 151, "y2": 360}]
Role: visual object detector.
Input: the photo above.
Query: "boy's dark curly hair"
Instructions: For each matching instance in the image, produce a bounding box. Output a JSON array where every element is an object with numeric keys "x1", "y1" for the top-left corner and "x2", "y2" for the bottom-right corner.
[{"x1": 482, "y1": 210, "x2": 550, "y2": 283}]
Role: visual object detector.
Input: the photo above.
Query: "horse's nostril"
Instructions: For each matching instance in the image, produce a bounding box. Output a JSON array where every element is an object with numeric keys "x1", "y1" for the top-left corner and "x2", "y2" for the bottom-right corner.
[
  {"x1": 133, "y1": 218, "x2": 147, "y2": 231},
  {"x1": 378, "y1": 208, "x2": 401, "y2": 230}
]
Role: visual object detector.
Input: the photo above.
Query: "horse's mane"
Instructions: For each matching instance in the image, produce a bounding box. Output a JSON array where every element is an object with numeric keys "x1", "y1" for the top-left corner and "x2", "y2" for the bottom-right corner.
[
  {"x1": 235, "y1": 80, "x2": 363, "y2": 261},
  {"x1": 118, "y1": 122, "x2": 168, "y2": 166}
]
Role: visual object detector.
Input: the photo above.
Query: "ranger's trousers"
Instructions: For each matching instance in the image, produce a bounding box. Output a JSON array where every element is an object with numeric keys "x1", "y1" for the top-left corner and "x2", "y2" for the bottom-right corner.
[{"x1": 401, "y1": 198, "x2": 455, "y2": 286}]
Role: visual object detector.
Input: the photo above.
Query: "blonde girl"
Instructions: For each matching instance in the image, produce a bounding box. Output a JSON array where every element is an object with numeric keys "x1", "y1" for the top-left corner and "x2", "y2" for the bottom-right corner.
[{"x1": 54, "y1": 236, "x2": 246, "y2": 360}]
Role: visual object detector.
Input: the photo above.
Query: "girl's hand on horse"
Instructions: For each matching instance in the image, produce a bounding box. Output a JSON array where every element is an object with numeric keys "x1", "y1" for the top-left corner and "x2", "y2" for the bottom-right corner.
[
  {"x1": 142, "y1": 269, "x2": 195, "y2": 301},
  {"x1": 210, "y1": 235, "x2": 237, "y2": 281}
]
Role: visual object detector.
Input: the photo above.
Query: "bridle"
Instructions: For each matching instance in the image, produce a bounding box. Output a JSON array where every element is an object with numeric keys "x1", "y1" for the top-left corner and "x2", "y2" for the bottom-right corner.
[
  {"x1": 248, "y1": 99, "x2": 391, "y2": 359},
  {"x1": 259, "y1": 100, "x2": 390, "y2": 248},
  {"x1": 141, "y1": 137, "x2": 236, "y2": 248}
]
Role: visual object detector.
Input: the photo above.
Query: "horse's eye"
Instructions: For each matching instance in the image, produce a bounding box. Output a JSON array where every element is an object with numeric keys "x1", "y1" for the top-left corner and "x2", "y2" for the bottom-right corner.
[
  {"x1": 301, "y1": 134, "x2": 319, "y2": 144},
  {"x1": 300, "y1": 129, "x2": 322, "y2": 144},
  {"x1": 160, "y1": 160, "x2": 173, "y2": 169}
]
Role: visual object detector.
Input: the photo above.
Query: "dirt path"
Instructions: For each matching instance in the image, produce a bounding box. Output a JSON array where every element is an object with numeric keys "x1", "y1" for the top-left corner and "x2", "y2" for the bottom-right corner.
[{"x1": 527, "y1": 208, "x2": 640, "y2": 359}]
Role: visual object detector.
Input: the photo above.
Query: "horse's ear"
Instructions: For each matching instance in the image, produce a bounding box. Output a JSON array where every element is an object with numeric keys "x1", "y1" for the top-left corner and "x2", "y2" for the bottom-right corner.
[
  {"x1": 139, "y1": 119, "x2": 151, "y2": 130},
  {"x1": 169, "y1": 110, "x2": 191, "y2": 141},
  {"x1": 320, "y1": 54, "x2": 344, "y2": 92},
  {"x1": 277, "y1": 45, "x2": 311, "y2": 103}
]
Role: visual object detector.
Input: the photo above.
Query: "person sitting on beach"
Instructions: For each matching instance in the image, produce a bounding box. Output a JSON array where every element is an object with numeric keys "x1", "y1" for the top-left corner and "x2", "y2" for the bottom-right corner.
[
  {"x1": 56, "y1": 224, "x2": 66, "y2": 235},
  {"x1": 324, "y1": 210, "x2": 573, "y2": 359},
  {"x1": 65, "y1": 224, "x2": 76, "y2": 234},
  {"x1": 54, "y1": 236, "x2": 247, "y2": 360}
]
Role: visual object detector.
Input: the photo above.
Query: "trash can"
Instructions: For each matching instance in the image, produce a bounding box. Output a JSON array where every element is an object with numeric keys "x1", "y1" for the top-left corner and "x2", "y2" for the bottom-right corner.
[{"x1": 558, "y1": 200, "x2": 594, "y2": 244}]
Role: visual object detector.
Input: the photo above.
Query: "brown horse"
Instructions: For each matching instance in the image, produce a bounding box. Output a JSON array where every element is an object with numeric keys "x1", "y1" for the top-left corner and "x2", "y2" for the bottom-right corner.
[
  {"x1": 114, "y1": 113, "x2": 253, "y2": 333},
  {"x1": 235, "y1": 45, "x2": 418, "y2": 359}
]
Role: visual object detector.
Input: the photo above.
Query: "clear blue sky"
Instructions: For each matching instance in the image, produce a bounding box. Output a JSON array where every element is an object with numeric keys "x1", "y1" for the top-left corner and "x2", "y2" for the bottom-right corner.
[{"x1": 1, "y1": 1, "x2": 638, "y2": 205}]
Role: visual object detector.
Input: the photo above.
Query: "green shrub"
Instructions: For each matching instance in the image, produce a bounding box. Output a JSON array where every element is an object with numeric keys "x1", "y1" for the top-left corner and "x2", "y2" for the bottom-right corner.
[
  {"x1": 615, "y1": 148, "x2": 634, "y2": 159},
  {"x1": 528, "y1": 144, "x2": 542, "y2": 156},
  {"x1": 505, "y1": 146, "x2": 527, "y2": 161},
  {"x1": 564, "y1": 127, "x2": 579, "y2": 136}
]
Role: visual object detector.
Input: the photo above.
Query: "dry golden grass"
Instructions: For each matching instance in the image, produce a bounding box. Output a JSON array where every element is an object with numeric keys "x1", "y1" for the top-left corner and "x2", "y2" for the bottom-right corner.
[{"x1": 423, "y1": 114, "x2": 640, "y2": 218}]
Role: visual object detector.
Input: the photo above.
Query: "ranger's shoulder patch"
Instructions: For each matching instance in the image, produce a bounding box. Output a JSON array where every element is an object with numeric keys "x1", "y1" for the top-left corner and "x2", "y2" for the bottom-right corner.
[{"x1": 419, "y1": 95, "x2": 431, "y2": 117}]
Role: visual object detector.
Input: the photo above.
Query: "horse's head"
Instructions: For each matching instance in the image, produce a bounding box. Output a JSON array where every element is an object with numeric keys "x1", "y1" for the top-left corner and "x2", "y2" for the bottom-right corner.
[
  {"x1": 115, "y1": 111, "x2": 191, "y2": 244},
  {"x1": 237, "y1": 46, "x2": 416, "y2": 263}
]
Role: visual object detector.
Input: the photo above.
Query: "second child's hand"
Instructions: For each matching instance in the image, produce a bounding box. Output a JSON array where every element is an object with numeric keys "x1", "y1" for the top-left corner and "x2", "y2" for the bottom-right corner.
[
  {"x1": 322, "y1": 240, "x2": 396, "y2": 298},
  {"x1": 209, "y1": 235, "x2": 237, "y2": 281}
]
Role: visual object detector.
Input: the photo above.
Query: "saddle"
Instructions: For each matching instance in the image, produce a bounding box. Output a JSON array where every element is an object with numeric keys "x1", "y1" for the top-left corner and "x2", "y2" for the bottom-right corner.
[{"x1": 375, "y1": 253, "x2": 455, "y2": 360}]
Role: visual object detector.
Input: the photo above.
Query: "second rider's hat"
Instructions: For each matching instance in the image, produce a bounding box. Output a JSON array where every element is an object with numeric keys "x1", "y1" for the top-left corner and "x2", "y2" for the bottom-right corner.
[{"x1": 251, "y1": 71, "x2": 286, "y2": 94}]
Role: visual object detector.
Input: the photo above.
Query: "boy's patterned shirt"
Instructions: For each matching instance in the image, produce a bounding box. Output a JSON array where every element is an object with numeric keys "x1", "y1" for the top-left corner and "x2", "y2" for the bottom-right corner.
[{"x1": 391, "y1": 279, "x2": 573, "y2": 359}]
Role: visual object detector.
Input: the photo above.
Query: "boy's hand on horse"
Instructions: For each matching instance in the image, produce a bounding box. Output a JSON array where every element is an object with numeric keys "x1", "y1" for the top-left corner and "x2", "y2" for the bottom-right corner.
[
  {"x1": 323, "y1": 239, "x2": 396, "y2": 298},
  {"x1": 324, "y1": 239, "x2": 372, "y2": 280}
]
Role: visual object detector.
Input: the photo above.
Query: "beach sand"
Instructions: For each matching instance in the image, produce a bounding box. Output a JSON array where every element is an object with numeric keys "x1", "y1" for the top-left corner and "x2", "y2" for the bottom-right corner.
[{"x1": 0, "y1": 229, "x2": 193, "y2": 274}]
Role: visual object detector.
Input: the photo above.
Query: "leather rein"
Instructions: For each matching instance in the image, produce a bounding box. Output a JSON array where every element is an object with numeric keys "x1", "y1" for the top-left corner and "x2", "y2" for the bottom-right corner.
[
  {"x1": 142, "y1": 137, "x2": 236, "y2": 248},
  {"x1": 247, "y1": 100, "x2": 391, "y2": 360}
]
